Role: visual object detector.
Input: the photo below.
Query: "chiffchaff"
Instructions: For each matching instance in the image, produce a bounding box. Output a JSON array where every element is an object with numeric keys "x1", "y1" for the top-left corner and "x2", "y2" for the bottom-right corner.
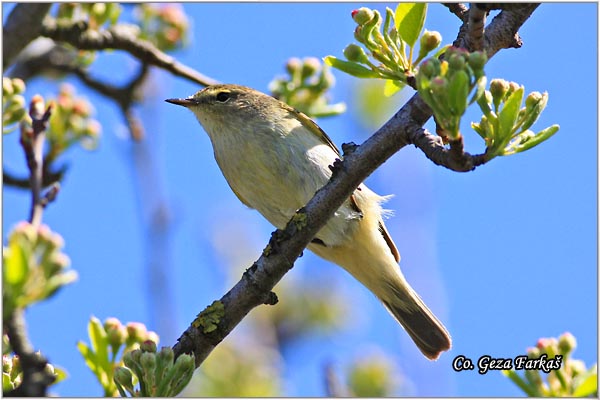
[{"x1": 167, "y1": 84, "x2": 451, "y2": 360}]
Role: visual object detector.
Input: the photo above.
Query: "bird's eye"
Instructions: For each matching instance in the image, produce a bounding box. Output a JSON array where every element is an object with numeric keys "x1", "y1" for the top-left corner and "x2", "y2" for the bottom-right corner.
[{"x1": 216, "y1": 92, "x2": 230, "y2": 102}]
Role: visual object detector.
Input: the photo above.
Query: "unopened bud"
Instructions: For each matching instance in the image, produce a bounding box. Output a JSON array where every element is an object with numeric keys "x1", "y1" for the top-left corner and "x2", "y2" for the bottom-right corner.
[
  {"x1": 126, "y1": 322, "x2": 148, "y2": 345},
  {"x1": 420, "y1": 30, "x2": 442, "y2": 54},
  {"x1": 104, "y1": 318, "x2": 127, "y2": 348},
  {"x1": 301, "y1": 57, "x2": 320, "y2": 79},
  {"x1": 448, "y1": 53, "x2": 466, "y2": 71},
  {"x1": 419, "y1": 59, "x2": 440, "y2": 78},
  {"x1": 3, "y1": 77, "x2": 13, "y2": 96},
  {"x1": 525, "y1": 91, "x2": 543, "y2": 109},
  {"x1": 140, "y1": 340, "x2": 157, "y2": 353},
  {"x1": 558, "y1": 332, "x2": 577, "y2": 354},
  {"x1": 506, "y1": 81, "x2": 521, "y2": 97},
  {"x1": 123, "y1": 349, "x2": 142, "y2": 367},
  {"x1": 468, "y1": 51, "x2": 487, "y2": 70},
  {"x1": 527, "y1": 346, "x2": 541, "y2": 358},
  {"x1": 12, "y1": 79, "x2": 25, "y2": 94},
  {"x1": 114, "y1": 366, "x2": 134, "y2": 390},
  {"x1": 352, "y1": 7, "x2": 374, "y2": 25},
  {"x1": 146, "y1": 331, "x2": 160, "y2": 345},
  {"x1": 140, "y1": 351, "x2": 156, "y2": 371},
  {"x1": 73, "y1": 99, "x2": 91, "y2": 117},
  {"x1": 156, "y1": 347, "x2": 175, "y2": 365},
  {"x1": 343, "y1": 44, "x2": 369, "y2": 64},
  {"x1": 431, "y1": 77, "x2": 448, "y2": 93},
  {"x1": 490, "y1": 79, "x2": 509, "y2": 102},
  {"x1": 3, "y1": 355, "x2": 12, "y2": 373},
  {"x1": 30, "y1": 95, "x2": 46, "y2": 118},
  {"x1": 285, "y1": 57, "x2": 302, "y2": 76}
]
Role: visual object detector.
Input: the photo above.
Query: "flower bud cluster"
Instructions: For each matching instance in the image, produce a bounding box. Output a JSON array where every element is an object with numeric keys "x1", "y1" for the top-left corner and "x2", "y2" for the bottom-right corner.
[
  {"x1": 115, "y1": 344, "x2": 195, "y2": 396},
  {"x1": 325, "y1": 5, "x2": 442, "y2": 94},
  {"x1": 46, "y1": 83, "x2": 101, "y2": 161},
  {"x1": 78, "y1": 317, "x2": 161, "y2": 396},
  {"x1": 472, "y1": 78, "x2": 559, "y2": 159},
  {"x1": 3, "y1": 78, "x2": 27, "y2": 134},
  {"x1": 56, "y1": 3, "x2": 122, "y2": 29},
  {"x1": 416, "y1": 47, "x2": 488, "y2": 138},
  {"x1": 269, "y1": 57, "x2": 346, "y2": 118},
  {"x1": 3, "y1": 222, "x2": 77, "y2": 320},
  {"x1": 2, "y1": 354, "x2": 22, "y2": 391},
  {"x1": 135, "y1": 4, "x2": 189, "y2": 51},
  {"x1": 505, "y1": 333, "x2": 596, "y2": 397}
]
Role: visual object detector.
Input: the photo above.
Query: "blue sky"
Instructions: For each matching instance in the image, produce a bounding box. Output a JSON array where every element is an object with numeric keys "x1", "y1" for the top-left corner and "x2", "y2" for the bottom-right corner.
[{"x1": 3, "y1": 3, "x2": 597, "y2": 397}]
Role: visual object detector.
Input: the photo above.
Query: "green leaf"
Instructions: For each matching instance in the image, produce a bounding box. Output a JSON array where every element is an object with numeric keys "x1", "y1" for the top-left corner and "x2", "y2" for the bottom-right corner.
[
  {"x1": 52, "y1": 366, "x2": 68, "y2": 384},
  {"x1": 3, "y1": 372, "x2": 15, "y2": 391},
  {"x1": 77, "y1": 341, "x2": 100, "y2": 376},
  {"x1": 469, "y1": 76, "x2": 487, "y2": 105},
  {"x1": 447, "y1": 69, "x2": 469, "y2": 117},
  {"x1": 497, "y1": 86, "x2": 524, "y2": 144},
  {"x1": 506, "y1": 125, "x2": 559, "y2": 155},
  {"x1": 4, "y1": 242, "x2": 28, "y2": 288},
  {"x1": 395, "y1": 3, "x2": 427, "y2": 48},
  {"x1": 383, "y1": 79, "x2": 404, "y2": 97},
  {"x1": 573, "y1": 367, "x2": 598, "y2": 397},
  {"x1": 88, "y1": 317, "x2": 110, "y2": 376},
  {"x1": 323, "y1": 56, "x2": 380, "y2": 79}
]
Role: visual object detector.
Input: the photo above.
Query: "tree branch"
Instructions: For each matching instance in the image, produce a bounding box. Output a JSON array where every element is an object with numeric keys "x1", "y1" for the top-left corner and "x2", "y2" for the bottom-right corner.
[
  {"x1": 466, "y1": 4, "x2": 488, "y2": 51},
  {"x1": 40, "y1": 19, "x2": 219, "y2": 87},
  {"x1": 451, "y1": 3, "x2": 539, "y2": 55},
  {"x1": 3, "y1": 163, "x2": 67, "y2": 190},
  {"x1": 171, "y1": 3, "x2": 540, "y2": 365},
  {"x1": 2, "y1": 3, "x2": 52, "y2": 69},
  {"x1": 483, "y1": 4, "x2": 540, "y2": 55},
  {"x1": 443, "y1": 3, "x2": 468, "y2": 22},
  {"x1": 4, "y1": 100, "x2": 57, "y2": 396},
  {"x1": 4, "y1": 310, "x2": 55, "y2": 396},
  {"x1": 21, "y1": 100, "x2": 52, "y2": 227},
  {"x1": 324, "y1": 362, "x2": 349, "y2": 397}
]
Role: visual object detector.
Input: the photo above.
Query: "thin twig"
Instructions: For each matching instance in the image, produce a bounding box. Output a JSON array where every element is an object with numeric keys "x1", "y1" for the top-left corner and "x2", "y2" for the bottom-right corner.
[
  {"x1": 21, "y1": 100, "x2": 53, "y2": 227},
  {"x1": 4, "y1": 311, "x2": 56, "y2": 396},
  {"x1": 52, "y1": 61, "x2": 149, "y2": 141},
  {"x1": 324, "y1": 362, "x2": 349, "y2": 397},
  {"x1": 5, "y1": 99, "x2": 57, "y2": 396},
  {"x1": 3, "y1": 164, "x2": 66, "y2": 190},
  {"x1": 40, "y1": 19, "x2": 219, "y2": 87}
]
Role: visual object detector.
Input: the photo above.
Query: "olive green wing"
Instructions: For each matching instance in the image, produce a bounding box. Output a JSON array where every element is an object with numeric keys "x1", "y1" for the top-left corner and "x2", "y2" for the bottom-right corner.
[
  {"x1": 282, "y1": 103, "x2": 342, "y2": 157},
  {"x1": 289, "y1": 105, "x2": 401, "y2": 263}
]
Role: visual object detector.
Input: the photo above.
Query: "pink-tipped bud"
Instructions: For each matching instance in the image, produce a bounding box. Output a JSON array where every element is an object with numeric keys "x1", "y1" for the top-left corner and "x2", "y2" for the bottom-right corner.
[
  {"x1": 140, "y1": 339, "x2": 157, "y2": 353},
  {"x1": 126, "y1": 322, "x2": 148, "y2": 344},
  {"x1": 352, "y1": 7, "x2": 374, "y2": 25},
  {"x1": 285, "y1": 57, "x2": 302, "y2": 76}
]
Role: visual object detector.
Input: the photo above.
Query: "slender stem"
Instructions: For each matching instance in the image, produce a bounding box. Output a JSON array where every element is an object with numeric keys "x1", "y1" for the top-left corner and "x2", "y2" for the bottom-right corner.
[{"x1": 4, "y1": 100, "x2": 56, "y2": 397}]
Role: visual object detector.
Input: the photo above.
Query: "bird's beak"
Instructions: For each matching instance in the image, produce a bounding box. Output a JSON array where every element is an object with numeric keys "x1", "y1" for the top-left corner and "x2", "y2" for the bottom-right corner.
[{"x1": 165, "y1": 98, "x2": 198, "y2": 107}]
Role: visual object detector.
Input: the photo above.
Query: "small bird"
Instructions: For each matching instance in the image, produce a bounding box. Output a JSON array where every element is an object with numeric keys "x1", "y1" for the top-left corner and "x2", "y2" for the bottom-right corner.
[{"x1": 167, "y1": 84, "x2": 451, "y2": 359}]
